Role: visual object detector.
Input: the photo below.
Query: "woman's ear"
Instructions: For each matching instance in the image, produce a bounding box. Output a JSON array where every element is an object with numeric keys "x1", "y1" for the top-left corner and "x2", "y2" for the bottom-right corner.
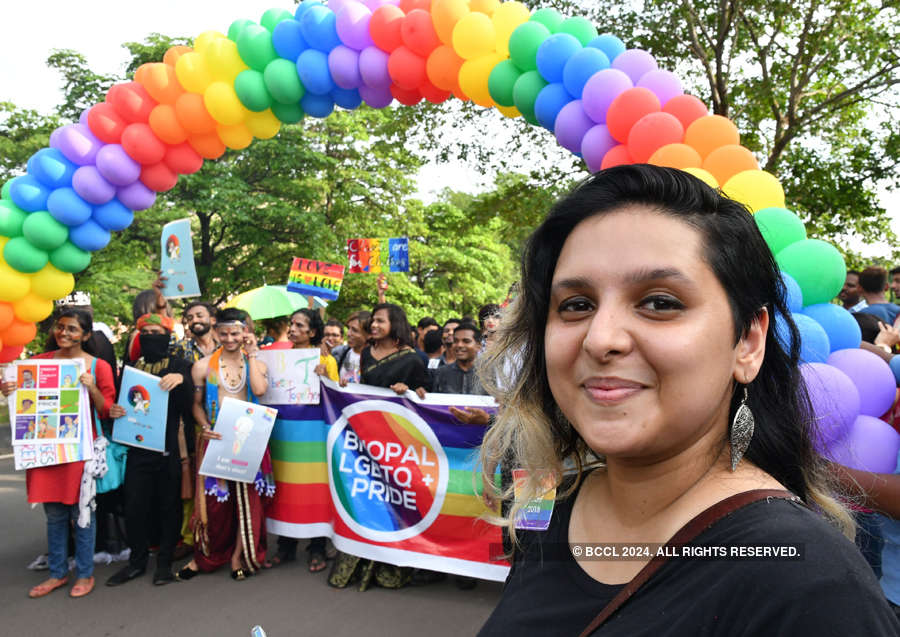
[{"x1": 735, "y1": 307, "x2": 769, "y2": 384}]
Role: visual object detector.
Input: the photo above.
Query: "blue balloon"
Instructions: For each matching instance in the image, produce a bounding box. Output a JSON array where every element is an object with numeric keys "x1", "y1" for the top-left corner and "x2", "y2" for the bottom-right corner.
[
  {"x1": 92, "y1": 199, "x2": 134, "y2": 232},
  {"x1": 331, "y1": 87, "x2": 362, "y2": 110},
  {"x1": 889, "y1": 355, "x2": 900, "y2": 385},
  {"x1": 562, "y1": 47, "x2": 609, "y2": 98},
  {"x1": 47, "y1": 187, "x2": 92, "y2": 226},
  {"x1": 27, "y1": 148, "x2": 77, "y2": 189},
  {"x1": 8, "y1": 175, "x2": 50, "y2": 212},
  {"x1": 301, "y1": 92, "x2": 335, "y2": 118},
  {"x1": 68, "y1": 219, "x2": 110, "y2": 252},
  {"x1": 297, "y1": 49, "x2": 335, "y2": 95},
  {"x1": 780, "y1": 271, "x2": 803, "y2": 312},
  {"x1": 273, "y1": 19, "x2": 308, "y2": 61},
  {"x1": 801, "y1": 303, "x2": 862, "y2": 352},
  {"x1": 589, "y1": 33, "x2": 626, "y2": 62},
  {"x1": 534, "y1": 83, "x2": 572, "y2": 130},
  {"x1": 294, "y1": 0, "x2": 325, "y2": 20},
  {"x1": 536, "y1": 33, "x2": 582, "y2": 84},
  {"x1": 300, "y1": 5, "x2": 341, "y2": 53},
  {"x1": 777, "y1": 312, "x2": 830, "y2": 363}
]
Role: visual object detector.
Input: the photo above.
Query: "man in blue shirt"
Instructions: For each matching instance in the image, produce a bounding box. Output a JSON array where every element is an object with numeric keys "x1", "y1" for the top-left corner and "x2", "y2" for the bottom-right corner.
[{"x1": 859, "y1": 266, "x2": 900, "y2": 325}]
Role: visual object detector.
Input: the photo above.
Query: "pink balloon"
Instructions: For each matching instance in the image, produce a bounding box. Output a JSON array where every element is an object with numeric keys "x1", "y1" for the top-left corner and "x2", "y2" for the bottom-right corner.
[
  {"x1": 636, "y1": 69, "x2": 683, "y2": 107},
  {"x1": 329, "y1": 45, "x2": 363, "y2": 89},
  {"x1": 336, "y1": 2, "x2": 374, "y2": 50},
  {"x1": 627, "y1": 111, "x2": 684, "y2": 162},
  {"x1": 359, "y1": 84, "x2": 394, "y2": 108},
  {"x1": 581, "y1": 124, "x2": 616, "y2": 172},
  {"x1": 581, "y1": 68, "x2": 632, "y2": 124},
  {"x1": 359, "y1": 46, "x2": 391, "y2": 88},
  {"x1": 554, "y1": 100, "x2": 594, "y2": 154}
]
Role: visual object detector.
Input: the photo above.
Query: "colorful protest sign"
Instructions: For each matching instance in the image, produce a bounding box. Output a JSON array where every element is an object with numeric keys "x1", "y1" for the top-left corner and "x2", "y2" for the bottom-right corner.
[
  {"x1": 257, "y1": 348, "x2": 322, "y2": 405},
  {"x1": 346, "y1": 237, "x2": 409, "y2": 273},
  {"x1": 160, "y1": 218, "x2": 201, "y2": 299},
  {"x1": 199, "y1": 397, "x2": 279, "y2": 483},
  {"x1": 513, "y1": 469, "x2": 556, "y2": 531},
  {"x1": 112, "y1": 366, "x2": 170, "y2": 452},
  {"x1": 286, "y1": 258, "x2": 345, "y2": 301},
  {"x1": 265, "y1": 380, "x2": 507, "y2": 581}
]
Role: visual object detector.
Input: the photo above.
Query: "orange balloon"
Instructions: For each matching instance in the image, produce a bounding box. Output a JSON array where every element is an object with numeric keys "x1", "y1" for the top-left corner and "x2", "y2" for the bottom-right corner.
[
  {"x1": 648, "y1": 143, "x2": 702, "y2": 169},
  {"x1": 601, "y1": 144, "x2": 633, "y2": 169},
  {"x1": 188, "y1": 132, "x2": 227, "y2": 160},
  {"x1": 702, "y1": 144, "x2": 759, "y2": 186},
  {"x1": 164, "y1": 45, "x2": 193, "y2": 67},
  {"x1": 175, "y1": 92, "x2": 218, "y2": 134},
  {"x1": 149, "y1": 104, "x2": 188, "y2": 145},
  {"x1": 138, "y1": 63, "x2": 185, "y2": 105},
  {"x1": 1, "y1": 318, "x2": 37, "y2": 347},
  {"x1": 683, "y1": 115, "x2": 739, "y2": 159},
  {"x1": 431, "y1": 0, "x2": 470, "y2": 45},
  {"x1": 0, "y1": 301, "x2": 13, "y2": 332},
  {"x1": 134, "y1": 63, "x2": 152, "y2": 86},
  {"x1": 217, "y1": 123, "x2": 253, "y2": 150},
  {"x1": 426, "y1": 45, "x2": 465, "y2": 91}
]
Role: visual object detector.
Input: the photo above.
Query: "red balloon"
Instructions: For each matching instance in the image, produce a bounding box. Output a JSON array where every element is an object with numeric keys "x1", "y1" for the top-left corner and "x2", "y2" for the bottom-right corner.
[
  {"x1": 419, "y1": 81, "x2": 451, "y2": 104},
  {"x1": 0, "y1": 344, "x2": 24, "y2": 364},
  {"x1": 388, "y1": 46, "x2": 427, "y2": 90},
  {"x1": 390, "y1": 84, "x2": 422, "y2": 106},
  {"x1": 605, "y1": 87, "x2": 660, "y2": 144},
  {"x1": 399, "y1": 0, "x2": 430, "y2": 12},
  {"x1": 140, "y1": 162, "x2": 178, "y2": 192},
  {"x1": 370, "y1": 5, "x2": 406, "y2": 53},
  {"x1": 106, "y1": 82, "x2": 157, "y2": 124},
  {"x1": 1, "y1": 319, "x2": 37, "y2": 347},
  {"x1": 87, "y1": 102, "x2": 127, "y2": 144},
  {"x1": 121, "y1": 123, "x2": 168, "y2": 165},
  {"x1": 164, "y1": 142, "x2": 204, "y2": 175},
  {"x1": 662, "y1": 94, "x2": 708, "y2": 131},
  {"x1": 401, "y1": 10, "x2": 440, "y2": 57},
  {"x1": 627, "y1": 112, "x2": 684, "y2": 163},
  {"x1": 601, "y1": 144, "x2": 633, "y2": 169}
]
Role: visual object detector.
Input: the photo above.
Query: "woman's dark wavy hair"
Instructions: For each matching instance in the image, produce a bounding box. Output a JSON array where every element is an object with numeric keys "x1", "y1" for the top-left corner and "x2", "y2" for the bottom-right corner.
[
  {"x1": 55, "y1": 308, "x2": 97, "y2": 356},
  {"x1": 290, "y1": 308, "x2": 325, "y2": 346},
  {"x1": 370, "y1": 303, "x2": 414, "y2": 348},
  {"x1": 513, "y1": 164, "x2": 818, "y2": 502}
]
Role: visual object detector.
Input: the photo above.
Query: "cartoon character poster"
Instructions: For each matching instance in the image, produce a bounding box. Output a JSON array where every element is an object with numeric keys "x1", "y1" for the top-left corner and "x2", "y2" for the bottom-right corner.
[
  {"x1": 112, "y1": 366, "x2": 169, "y2": 452},
  {"x1": 198, "y1": 397, "x2": 278, "y2": 483},
  {"x1": 160, "y1": 218, "x2": 200, "y2": 299}
]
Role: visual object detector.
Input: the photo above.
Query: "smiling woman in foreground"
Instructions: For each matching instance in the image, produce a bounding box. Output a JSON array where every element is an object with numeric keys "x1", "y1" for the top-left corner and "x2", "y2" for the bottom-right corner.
[{"x1": 477, "y1": 165, "x2": 899, "y2": 636}]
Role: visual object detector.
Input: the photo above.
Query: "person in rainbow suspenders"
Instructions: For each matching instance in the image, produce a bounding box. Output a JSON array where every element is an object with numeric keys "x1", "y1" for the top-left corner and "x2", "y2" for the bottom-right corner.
[{"x1": 176, "y1": 308, "x2": 275, "y2": 582}]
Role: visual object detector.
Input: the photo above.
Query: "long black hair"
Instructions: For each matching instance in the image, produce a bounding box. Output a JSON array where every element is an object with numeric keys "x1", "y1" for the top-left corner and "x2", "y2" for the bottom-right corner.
[
  {"x1": 290, "y1": 308, "x2": 325, "y2": 346},
  {"x1": 371, "y1": 303, "x2": 414, "y2": 348}
]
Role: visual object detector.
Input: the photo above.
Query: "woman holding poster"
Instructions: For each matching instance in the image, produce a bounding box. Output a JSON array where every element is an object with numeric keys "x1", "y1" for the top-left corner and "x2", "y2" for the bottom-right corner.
[{"x1": 2, "y1": 309, "x2": 115, "y2": 599}]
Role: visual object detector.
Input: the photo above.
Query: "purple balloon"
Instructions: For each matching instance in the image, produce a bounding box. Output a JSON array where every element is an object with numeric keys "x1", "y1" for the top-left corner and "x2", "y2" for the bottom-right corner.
[
  {"x1": 636, "y1": 69, "x2": 683, "y2": 107},
  {"x1": 581, "y1": 124, "x2": 617, "y2": 172},
  {"x1": 329, "y1": 45, "x2": 362, "y2": 89},
  {"x1": 328, "y1": 0, "x2": 352, "y2": 12},
  {"x1": 554, "y1": 100, "x2": 594, "y2": 154},
  {"x1": 800, "y1": 362, "x2": 860, "y2": 452},
  {"x1": 336, "y1": 2, "x2": 374, "y2": 50},
  {"x1": 79, "y1": 108, "x2": 90, "y2": 127},
  {"x1": 49, "y1": 124, "x2": 103, "y2": 166},
  {"x1": 358, "y1": 84, "x2": 393, "y2": 108},
  {"x1": 72, "y1": 165, "x2": 116, "y2": 205},
  {"x1": 581, "y1": 68, "x2": 632, "y2": 124},
  {"x1": 116, "y1": 182, "x2": 156, "y2": 211},
  {"x1": 95, "y1": 144, "x2": 141, "y2": 187},
  {"x1": 359, "y1": 46, "x2": 391, "y2": 88},
  {"x1": 826, "y1": 415, "x2": 900, "y2": 473},
  {"x1": 827, "y1": 348, "x2": 897, "y2": 418},
  {"x1": 363, "y1": 0, "x2": 398, "y2": 9},
  {"x1": 611, "y1": 49, "x2": 658, "y2": 84}
]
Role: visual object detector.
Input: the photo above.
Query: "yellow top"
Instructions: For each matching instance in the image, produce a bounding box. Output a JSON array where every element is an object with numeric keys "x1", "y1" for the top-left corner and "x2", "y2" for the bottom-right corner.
[{"x1": 321, "y1": 354, "x2": 339, "y2": 382}]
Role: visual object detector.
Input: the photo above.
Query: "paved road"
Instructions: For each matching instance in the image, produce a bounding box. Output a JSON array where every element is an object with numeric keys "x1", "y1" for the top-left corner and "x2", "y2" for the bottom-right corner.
[{"x1": 0, "y1": 457, "x2": 502, "y2": 637}]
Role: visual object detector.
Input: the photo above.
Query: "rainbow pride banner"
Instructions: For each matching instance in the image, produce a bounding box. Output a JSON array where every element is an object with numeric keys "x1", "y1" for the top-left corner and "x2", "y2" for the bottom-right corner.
[
  {"x1": 265, "y1": 380, "x2": 508, "y2": 582},
  {"x1": 347, "y1": 237, "x2": 410, "y2": 273},
  {"x1": 286, "y1": 257, "x2": 345, "y2": 301}
]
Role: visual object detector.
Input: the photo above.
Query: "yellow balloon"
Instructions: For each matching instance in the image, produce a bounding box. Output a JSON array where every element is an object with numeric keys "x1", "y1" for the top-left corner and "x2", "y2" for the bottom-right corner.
[
  {"x1": 205, "y1": 37, "x2": 249, "y2": 82},
  {"x1": 496, "y1": 103, "x2": 521, "y2": 118},
  {"x1": 722, "y1": 169, "x2": 785, "y2": 212},
  {"x1": 193, "y1": 30, "x2": 226, "y2": 54},
  {"x1": 0, "y1": 255, "x2": 32, "y2": 302},
  {"x1": 682, "y1": 167, "x2": 719, "y2": 189},
  {"x1": 245, "y1": 109, "x2": 282, "y2": 139},
  {"x1": 431, "y1": 0, "x2": 470, "y2": 46},
  {"x1": 30, "y1": 264, "x2": 75, "y2": 300},
  {"x1": 204, "y1": 82, "x2": 247, "y2": 126},
  {"x1": 217, "y1": 123, "x2": 253, "y2": 149},
  {"x1": 452, "y1": 13, "x2": 497, "y2": 60},
  {"x1": 175, "y1": 52, "x2": 214, "y2": 94},
  {"x1": 492, "y1": 2, "x2": 530, "y2": 56},
  {"x1": 470, "y1": 0, "x2": 501, "y2": 15},
  {"x1": 458, "y1": 53, "x2": 504, "y2": 107},
  {"x1": 13, "y1": 293, "x2": 53, "y2": 323}
]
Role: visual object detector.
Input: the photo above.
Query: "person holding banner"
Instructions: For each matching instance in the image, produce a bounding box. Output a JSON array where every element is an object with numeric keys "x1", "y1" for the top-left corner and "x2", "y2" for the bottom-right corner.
[
  {"x1": 2, "y1": 309, "x2": 116, "y2": 599},
  {"x1": 177, "y1": 308, "x2": 273, "y2": 582},
  {"x1": 476, "y1": 165, "x2": 898, "y2": 635}
]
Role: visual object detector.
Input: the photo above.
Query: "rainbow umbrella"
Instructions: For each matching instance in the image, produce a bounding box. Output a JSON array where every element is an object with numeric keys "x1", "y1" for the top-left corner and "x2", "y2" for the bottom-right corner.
[{"x1": 224, "y1": 285, "x2": 327, "y2": 320}]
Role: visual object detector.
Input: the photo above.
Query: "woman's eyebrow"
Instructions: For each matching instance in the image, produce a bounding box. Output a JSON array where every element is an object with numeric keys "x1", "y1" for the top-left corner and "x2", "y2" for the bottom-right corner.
[
  {"x1": 624, "y1": 267, "x2": 693, "y2": 286},
  {"x1": 550, "y1": 276, "x2": 593, "y2": 293}
]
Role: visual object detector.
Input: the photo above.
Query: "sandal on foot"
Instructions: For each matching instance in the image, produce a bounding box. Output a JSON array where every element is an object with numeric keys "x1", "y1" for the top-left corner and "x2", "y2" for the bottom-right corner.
[
  {"x1": 270, "y1": 551, "x2": 296, "y2": 567},
  {"x1": 175, "y1": 565, "x2": 200, "y2": 581},
  {"x1": 28, "y1": 577, "x2": 68, "y2": 598},
  {"x1": 308, "y1": 550, "x2": 328, "y2": 573},
  {"x1": 231, "y1": 568, "x2": 251, "y2": 581},
  {"x1": 70, "y1": 577, "x2": 95, "y2": 598}
]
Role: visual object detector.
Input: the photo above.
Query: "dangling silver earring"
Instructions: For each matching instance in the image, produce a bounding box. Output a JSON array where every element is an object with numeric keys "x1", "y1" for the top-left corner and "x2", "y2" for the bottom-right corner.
[{"x1": 730, "y1": 386, "x2": 755, "y2": 471}]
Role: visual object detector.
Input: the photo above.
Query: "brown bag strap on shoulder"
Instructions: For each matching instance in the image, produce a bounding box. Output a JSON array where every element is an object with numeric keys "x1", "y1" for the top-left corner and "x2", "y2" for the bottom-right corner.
[{"x1": 578, "y1": 489, "x2": 799, "y2": 637}]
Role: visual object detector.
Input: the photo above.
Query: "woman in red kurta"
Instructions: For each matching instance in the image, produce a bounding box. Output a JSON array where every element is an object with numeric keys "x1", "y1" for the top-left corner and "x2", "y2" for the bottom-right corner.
[{"x1": 2, "y1": 309, "x2": 115, "y2": 599}]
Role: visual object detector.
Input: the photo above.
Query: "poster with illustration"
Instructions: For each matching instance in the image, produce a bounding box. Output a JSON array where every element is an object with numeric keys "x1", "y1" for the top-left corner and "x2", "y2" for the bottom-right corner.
[
  {"x1": 160, "y1": 218, "x2": 201, "y2": 299},
  {"x1": 198, "y1": 397, "x2": 278, "y2": 483},
  {"x1": 257, "y1": 348, "x2": 322, "y2": 405},
  {"x1": 112, "y1": 366, "x2": 169, "y2": 452},
  {"x1": 346, "y1": 237, "x2": 409, "y2": 273}
]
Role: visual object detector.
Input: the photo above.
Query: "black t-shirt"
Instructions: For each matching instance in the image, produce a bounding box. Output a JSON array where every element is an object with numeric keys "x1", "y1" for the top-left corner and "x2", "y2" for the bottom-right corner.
[{"x1": 479, "y1": 478, "x2": 900, "y2": 636}]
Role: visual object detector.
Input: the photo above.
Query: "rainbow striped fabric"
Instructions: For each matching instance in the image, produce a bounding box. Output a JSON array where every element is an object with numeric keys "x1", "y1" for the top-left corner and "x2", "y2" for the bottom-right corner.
[{"x1": 265, "y1": 381, "x2": 508, "y2": 581}]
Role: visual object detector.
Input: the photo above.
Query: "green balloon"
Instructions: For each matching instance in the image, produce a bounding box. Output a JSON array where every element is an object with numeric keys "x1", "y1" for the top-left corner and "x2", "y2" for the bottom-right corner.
[
  {"x1": 261, "y1": 8, "x2": 294, "y2": 32},
  {"x1": 512, "y1": 71, "x2": 547, "y2": 125},
  {"x1": 755, "y1": 207, "x2": 806, "y2": 256},
  {"x1": 270, "y1": 100, "x2": 305, "y2": 124},
  {"x1": 235, "y1": 69, "x2": 273, "y2": 112},
  {"x1": 530, "y1": 8, "x2": 564, "y2": 33},
  {"x1": 228, "y1": 19, "x2": 255, "y2": 42},
  {"x1": 22, "y1": 211, "x2": 68, "y2": 251},
  {"x1": 3, "y1": 236, "x2": 49, "y2": 273},
  {"x1": 508, "y1": 22, "x2": 551, "y2": 72},
  {"x1": 488, "y1": 60, "x2": 521, "y2": 107},
  {"x1": 1, "y1": 179, "x2": 12, "y2": 200},
  {"x1": 557, "y1": 17, "x2": 598, "y2": 46},
  {"x1": 0, "y1": 199, "x2": 28, "y2": 237},
  {"x1": 775, "y1": 239, "x2": 846, "y2": 306},
  {"x1": 50, "y1": 241, "x2": 92, "y2": 274},
  {"x1": 237, "y1": 24, "x2": 278, "y2": 72},
  {"x1": 264, "y1": 58, "x2": 306, "y2": 105}
]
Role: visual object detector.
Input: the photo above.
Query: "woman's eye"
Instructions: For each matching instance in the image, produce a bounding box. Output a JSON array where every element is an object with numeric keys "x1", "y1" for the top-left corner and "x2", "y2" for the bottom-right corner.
[
  {"x1": 558, "y1": 297, "x2": 594, "y2": 314},
  {"x1": 639, "y1": 295, "x2": 685, "y2": 313}
]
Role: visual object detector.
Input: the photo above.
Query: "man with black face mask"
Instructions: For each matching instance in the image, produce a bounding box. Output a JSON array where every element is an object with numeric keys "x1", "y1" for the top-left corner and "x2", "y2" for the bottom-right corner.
[
  {"x1": 106, "y1": 313, "x2": 194, "y2": 587},
  {"x1": 174, "y1": 301, "x2": 218, "y2": 363}
]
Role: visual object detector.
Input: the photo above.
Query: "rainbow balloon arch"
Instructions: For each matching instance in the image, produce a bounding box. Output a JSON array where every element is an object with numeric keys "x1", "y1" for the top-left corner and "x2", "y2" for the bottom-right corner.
[{"x1": 0, "y1": 0, "x2": 897, "y2": 469}]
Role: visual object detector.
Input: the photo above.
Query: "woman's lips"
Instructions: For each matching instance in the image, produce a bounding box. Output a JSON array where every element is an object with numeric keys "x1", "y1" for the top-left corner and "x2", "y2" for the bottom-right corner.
[{"x1": 583, "y1": 378, "x2": 645, "y2": 404}]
